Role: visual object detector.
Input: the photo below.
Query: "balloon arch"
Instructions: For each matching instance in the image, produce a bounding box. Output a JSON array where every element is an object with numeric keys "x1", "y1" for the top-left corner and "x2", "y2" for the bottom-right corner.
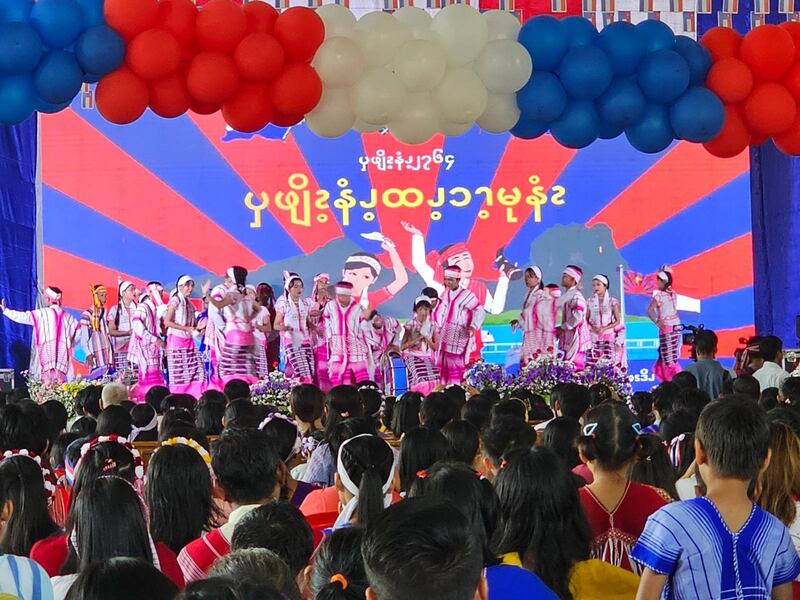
[{"x1": 1, "y1": 0, "x2": 798, "y2": 158}]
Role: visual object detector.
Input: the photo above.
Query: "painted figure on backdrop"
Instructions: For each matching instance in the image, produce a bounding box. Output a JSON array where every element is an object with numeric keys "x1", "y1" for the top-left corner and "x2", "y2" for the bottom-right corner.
[
  {"x1": 80, "y1": 284, "x2": 113, "y2": 374},
  {"x1": 648, "y1": 265, "x2": 682, "y2": 382},
  {"x1": 587, "y1": 274, "x2": 627, "y2": 368},
  {"x1": 362, "y1": 310, "x2": 401, "y2": 386},
  {"x1": 164, "y1": 275, "x2": 205, "y2": 396},
  {"x1": 108, "y1": 280, "x2": 137, "y2": 379},
  {"x1": 341, "y1": 234, "x2": 408, "y2": 310},
  {"x1": 274, "y1": 272, "x2": 316, "y2": 385},
  {"x1": 130, "y1": 282, "x2": 167, "y2": 400},
  {"x1": 311, "y1": 273, "x2": 331, "y2": 391},
  {"x1": 324, "y1": 281, "x2": 372, "y2": 387},
  {"x1": 512, "y1": 266, "x2": 559, "y2": 367},
  {"x1": 401, "y1": 296, "x2": 441, "y2": 396},
  {"x1": 557, "y1": 265, "x2": 592, "y2": 370},
  {"x1": 0, "y1": 286, "x2": 79, "y2": 384},
  {"x1": 436, "y1": 266, "x2": 486, "y2": 385}
]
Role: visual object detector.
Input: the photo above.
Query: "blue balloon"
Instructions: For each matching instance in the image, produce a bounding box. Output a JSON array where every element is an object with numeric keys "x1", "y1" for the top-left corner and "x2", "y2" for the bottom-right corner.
[
  {"x1": 625, "y1": 104, "x2": 674, "y2": 153},
  {"x1": 0, "y1": 0, "x2": 34, "y2": 23},
  {"x1": 0, "y1": 22, "x2": 43, "y2": 74},
  {"x1": 82, "y1": 72, "x2": 101, "y2": 83},
  {"x1": 0, "y1": 76, "x2": 36, "y2": 124},
  {"x1": 76, "y1": 0, "x2": 105, "y2": 28},
  {"x1": 597, "y1": 78, "x2": 646, "y2": 128},
  {"x1": 518, "y1": 16, "x2": 569, "y2": 72},
  {"x1": 669, "y1": 86, "x2": 725, "y2": 143},
  {"x1": 517, "y1": 72, "x2": 567, "y2": 122},
  {"x1": 510, "y1": 116, "x2": 549, "y2": 140},
  {"x1": 30, "y1": 0, "x2": 84, "y2": 49},
  {"x1": 550, "y1": 100, "x2": 600, "y2": 149},
  {"x1": 75, "y1": 26, "x2": 125, "y2": 77},
  {"x1": 35, "y1": 96, "x2": 71, "y2": 114},
  {"x1": 598, "y1": 21, "x2": 647, "y2": 76},
  {"x1": 561, "y1": 16, "x2": 599, "y2": 48},
  {"x1": 636, "y1": 18, "x2": 675, "y2": 52},
  {"x1": 637, "y1": 49, "x2": 690, "y2": 103},
  {"x1": 674, "y1": 35, "x2": 712, "y2": 86},
  {"x1": 34, "y1": 50, "x2": 83, "y2": 104},
  {"x1": 558, "y1": 46, "x2": 613, "y2": 100},
  {"x1": 598, "y1": 120, "x2": 624, "y2": 139}
]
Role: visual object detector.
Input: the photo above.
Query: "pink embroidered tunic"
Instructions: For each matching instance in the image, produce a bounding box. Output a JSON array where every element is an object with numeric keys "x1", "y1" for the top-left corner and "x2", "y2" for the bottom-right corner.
[
  {"x1": 107, "y1": 301, "x2": 136, "y2": 371},
  {"x1": 519, "y1": 288, "x2": 557, "y2": 364},
  {"x1": 3, "y1": 306, "x2": 79, "y2": 383},
  {"x1": 557, "y1": 287, "x2": 592, "y2": 366},
  {"x1": 79, "y1": 307, "x2": 113, "y2": 370},
  {"x1": 587, "y1": 294, "x2": 625, "y2": 366}
]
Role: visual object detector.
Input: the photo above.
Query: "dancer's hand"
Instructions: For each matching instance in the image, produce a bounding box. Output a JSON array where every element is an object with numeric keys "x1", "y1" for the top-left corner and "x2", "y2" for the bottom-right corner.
[{"x1": 201, "y1": 280, "x2": 212, "y2": 296}]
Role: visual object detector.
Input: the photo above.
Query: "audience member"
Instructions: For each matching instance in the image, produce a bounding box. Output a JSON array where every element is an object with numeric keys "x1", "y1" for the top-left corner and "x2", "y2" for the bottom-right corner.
[
  {"x1": 100, "y1": 382, "x2": 128, "y2": 409},
  {"x1": 754, "y1": 336, "x2": 789, "y2": 392},
  {"x1": 442, "y1": 419, "x2": 480, "y2": 467},
  {"x1": 95, "y1": 404, "x2": 132, "y2": 438},
  {"x1": 733, "y1": 374, "x2": 761, "y2": 402}
]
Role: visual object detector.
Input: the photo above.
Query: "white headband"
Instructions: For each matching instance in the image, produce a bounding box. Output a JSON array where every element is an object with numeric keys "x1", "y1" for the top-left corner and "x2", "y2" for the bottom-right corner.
[
  {"x1": 119, "y1": 280, "x2": 135, "y2": 295},
  {"x1": 45, "y1": 287, "x2": 62, "y2": 300},
  {"x1": 259, "y1": 413, "x2": 302, "y2": 463},
  {"x1": 245, "y1": 284, "x2": 257, "y2": 294},
  {"x1": 548, "y1": 287, "x2": 562, "y2": 298},
  {"x1": 563, "y1": 267, "x2": 582, "y2": 282},
  {"x1": 593, "y1": 274, "x2": 609, "y2": 287},
  {"x1": 177, "y1": 275, "x2": 193, "y2": 288},
  {"x1": 346, "y1": 254, "x2": 381, "y2": 275},
  {"x1": 414, "y1": 295, "x2": 432, "y2": 306},
  {"x1": 128, "y1": 410, "x2": 158, "y2": 442},
  {"x1": 530, "y1": 266, "x2": 542, "y2": 281},
  {"x1": 335, "y1": 286, "x2": 353, "y2": 296},
  {"x1": 444, "y1": 267, "x2": 461, "y2": 279},
  {"x1": 334, "y1": 434, "x2": 395, "y2": 529},
  {"x1": 226, "y1": 267, "x2": 236, "y2": 281},
  {"x1": 283, "y1": 271, "x2": 301, "y2": 293},
  {"x1": 147, "y1": 283, "x2": 164, "y2": 306},
  {"x1": 657, "y1": 271, "x2": 670, "y2": 281}
]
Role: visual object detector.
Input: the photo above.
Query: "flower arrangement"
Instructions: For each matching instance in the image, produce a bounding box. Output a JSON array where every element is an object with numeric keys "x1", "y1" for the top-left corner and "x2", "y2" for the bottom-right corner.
[
  {"x1": 24, "y1": 372, "x2": 103, "y2": 417},
  {"x1": 579, "y1": 359, "x2": 632, "y2": 400},
  {"x1": 249, "y1": 371, "x2": 298, "y2": 414},
  {"x1": 516, "y1": 354, "x2": 577, "y2": 398},
  {"x1": 464, "y1": 361, "x2": 514, "y2": 393}
]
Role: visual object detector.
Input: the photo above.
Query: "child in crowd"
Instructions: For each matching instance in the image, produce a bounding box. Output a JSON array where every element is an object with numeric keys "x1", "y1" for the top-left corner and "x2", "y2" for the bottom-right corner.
[
  {"x1": 308, "y1": 527, "x2": 369, "y2": 600},
  {"x1": 397, "y1": 426, "x2": 449, "y2": 494},
  {"x1": 480, "y1": 416, "x2": 537, "y2": 482}
]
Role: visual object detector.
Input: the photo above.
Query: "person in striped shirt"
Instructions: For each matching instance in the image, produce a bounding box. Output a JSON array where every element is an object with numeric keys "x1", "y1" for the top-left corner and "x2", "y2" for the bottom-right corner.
[{"x1": 0, "y1": 554, "x2": 54, "y2": 600}]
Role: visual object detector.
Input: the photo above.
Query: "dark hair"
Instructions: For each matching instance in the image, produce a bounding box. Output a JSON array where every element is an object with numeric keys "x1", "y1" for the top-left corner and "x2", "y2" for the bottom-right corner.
[
  {"x1": 129, "y1": 404, "x2": 159, "y2": 442},
  {"x1": 577, "y1": 403, "x2": 643, "y2": 472},
  {"x1": 17, "y1": 401, "x2": 49, "y2": 455},
  {"x1": 0, "y1": 403, "x2": 41, "y2": 453},
  {"x1": 480, "y1": 416, "x2": 536, "y2": 469},
  {"x1": 442, "y1": 420, "x2": 480, "y2": 465},
  {"x1": 491, "y1": 399, "x2": 527, "y2": 422},
  {"x1": 391, "y1": 392, "x2": 422, "y2": 437},
  {"x1": 64, "y1": 558, "x2": 177, "y2": 600},
  {"x1": 51, "y1": 432, "x2": 80, "y2": 470},
  {"x1": 210, "y1": 548, "x2": 300, "y2": 600},
  {"x1": 358, "y1": 387, "x2": 383, "y2": 425},
  {"x1": 461, "y1": 394, "x2": 493, "y2": 432},
  {"x1": 529, "y1": 395, "x2": 554, "y2": 421},
  {"x1": 409, "y1": 461, "x2": 498, "y2": 566},
  {"x1": 161, "y1": 394, "x2": 196, "y2": 415},
  {"x1": 398, "y1": 426, "x2": 449, "y2": 493},
  {"x1": 225, "y1": 399, "x2": 255, "y2": 425},
  {"x1": 225, "y1": 379, "x2": 252, "y2": 402},
  {"x1": 337, "y1": 435, "x2": 395, "y2": 527},
  {"x1": 176, "y1": 577, "x2": 285, "y2": 600},
  {"x1": 70, "y1": 416, "x2": 97, "y2": 437},
  {"x1": 760, "y1": 335, "x2": 784, "y2": 363},
  {"x1": 146, "y1": 444, "x2": 217, "y2": 554},
  {"x1": 420, "y1": 392, "x2": 458, "y2": 430},
  {"x1": 694, "y1": 329, "x2": 718, "y2": 356},
  {"x1": 328, "y1": 418, "x2": 376, "y2": 461},
  {"x1": 96, "y1": 405, "x2": 132, "y2": 438},
  {"x1": 79, "y1": 386, "x2": 103, "y2": 419},
  {"x1": 696, "y1": 398, "x2": 770, "y2": 480},
  {"x1": 199, "y1": 389, "x2": 227, "y2": 406},
  {"x1": 588, "y1": 384, "x2": 612, "y2": 408},
  {"x1": 768, "y1": 406, "x2": 800, "y2": 438},
  {"x1": 195, "y1": 400, "x2": 227, "y2": 437},
  {"x1": 781, "y1": 377, "x2": 800, "y2": 405},
  {"x1": 541, "y1": 417, "x2": 581, "y2": 470},
  {"x1": 42, "y1": 400, "x2": 68, "y2": 446},
  {"x1": 231, "y1": 266, "x2": 248, "y2": 288},
  {"x1": 159, "y1": 408, "x2": 195, "y2": 440},
  {"x1": 672, "y1": 371, "x2": 698, "y2": 391},
  {"x1": 669, "y1": 432, "x2": 696, "y2": 479},
  {"x1": 311, "y1": 527, "x2": 368, "y2": 600},
  {"x1": 230, "y1": 501, "x2": 314, "y2": 577},
  {"x1": 675, "y1": 388, "x2": 711, "y2": 415},
  {"x1": 0, "y1": 455, "x2": 58, "y2": 555},
  {"x1": 290, "y1": 384, "x2": 325, "y2": 424},
  {"x1": 159, "y1": 423, "x2": 209, "y2": 449},
  {"x1": 652, "y1": 381, "x2": 681, "y2": 419},
  {"x1": 212, "y1": 428, "x2": 280, "y2": 504},
  {"x1": 260, "y1": 415, "x2": 301, "y2": 463},
  {"x1": 559, "y1": 384, "x2": 591, "y2": 421},
  {"x1": 362, "y1": 497, "x2": 484, "y2": 600},
  {"x1": 145, "y1": 386, "x2": 171, "y2": 415},
  {"x1": 421, "y1": 287, "x2": 439, "y2": 300},
  {"x1": 761, "y1": 387, "x2": 781, "y2": 412},
  {"x1": 630, "y1": 434, "x2": 678, "y2": 499},
  {"x1": 413, "y1": 297, "x2": 432, "y2": 312},
  {"x1": 323, "y1": 386, "x2": 363, "y2": 441},
  {"x1": 493, "y1": 447, "x2": 591, "y2": 600},
  {"x1": 659, "y1": 408, "x2": 698, "y2": 442},
  {"x1": 630, "y1": 391, "x2": 654, "y2": 428},
  {"x1": 381, "y1": 396, "x2": 396, "y2": 432}
]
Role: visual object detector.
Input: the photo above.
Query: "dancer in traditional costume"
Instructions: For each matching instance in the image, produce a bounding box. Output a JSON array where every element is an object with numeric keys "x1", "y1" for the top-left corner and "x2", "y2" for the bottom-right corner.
[
  {"x1": 108, "y1": 280, "x2": 137, "y2": 378},
  {"x1": 587, "y1": 274, "x2": 626, "y2": 367},
  {"x1": 250, "y1": 284, "x2": 274, "y2": 379},
  {"x1": 437, "y1": 266, "x2": 485, "y2": 385},
  {"x1": 79, "y1": 285, "x2": 113, "y2": 374},
  {"x1": 274, "y1": 272, "x2": 316, "y2": 384},
  {"x1": 204, "y1": 267, "x2": 258, "y2": 385},
  {"x1": 401, "y1": 296, "x2": 440, "y2": 395},
  {"x1": 557, "y1": 266, "x2": 592, "y2": 370},
  {"x1": 648, "y1": 265, "x2": 682, "y2": 382},
  {"x1": 203, "y1": 277, "x2": 229, "y2": 388},
  {"x1": 0, "y1": 286, "x2": 79, "y2": 384},
  {"x1": 513, "y1": 267, "x2": 559, "y2": 366},
  {"x1": 256, "y1": 284, "x2": 280, "y2": 373},
  {"x1": 362, "y1": 310, "x2": 401, "y2": 386},
  {"x1": 324, "y1": 281, "x2": 372, "y2": 387},
  {"x1": 311, "y1": 273, "x2": 331, "y2": 391},
  {"x1": 163, "y1": 275, "x2": 204, "y2": 396},
  {"x1": 130, "y1": 282, "x2": 166, "y2": 400}
]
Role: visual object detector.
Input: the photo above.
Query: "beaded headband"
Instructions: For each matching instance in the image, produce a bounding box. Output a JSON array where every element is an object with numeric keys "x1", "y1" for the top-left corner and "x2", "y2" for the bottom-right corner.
[
  {"x1": 1, "y1": 449, "x2": 57, "y2": 502},
  {"x1": 79, "y1": 435, "x2": 145, "y2": 483}
]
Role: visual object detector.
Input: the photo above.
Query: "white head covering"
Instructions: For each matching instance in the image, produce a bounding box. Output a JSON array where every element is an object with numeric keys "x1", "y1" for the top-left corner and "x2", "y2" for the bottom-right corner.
[
  {"x1": 414, "y1": 295, "x2": 432, "y2": 307},
  {"x1": 177, "y1": 275, "x2": 193, "y2": 288},
  {"x1": 563, "y1": 266, "x2": 582, "y2": 283},
  {"x1": 283, "y1": 271, "x2": 301, "y2": 294},
  {"x1": 443, "y1": 267, "x2": 461, "y2": 279},
  {"x1": 118, "y1": 280, "x2": 135, "y2": 295},
  {"x1": 129, "y1": 409, "x2": 158, "y2": 442},
  {"x1": 657, "y1": 265, "x2": 673, "y2": 282},
  {"x1": 44, "y1": 287, "x2": 62, "y2": 302},
  {"x1": 226, "y1": 267, "x2": 236, "y2": 281},
  {"x1": 592, "y1": 274, "x2": 609, "y2": 287},
  {"x1": 529, "y1": 266, "x2": 543, "y2": 281}
]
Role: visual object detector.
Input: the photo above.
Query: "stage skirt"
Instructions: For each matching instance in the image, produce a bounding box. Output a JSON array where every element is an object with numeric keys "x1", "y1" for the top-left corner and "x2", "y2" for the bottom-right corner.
[
  {"x1": 167, "y1": 336, "x2": 204, "y2": 395},
  {"x1": 255, "y1": 344, "x2": 269, "y2": 379},
  {"x1": 654, "y1": 328, "x2": 682, "y2": 382},
  {"x1": 439, "y1": 351, "x2": 466, "y2": 386},
  {"x1": 219, "y1": 340, "x2": 256, "y2": 383},
  {"x1": 404, "y1": 355, "x2": 439, "y2": 393}
]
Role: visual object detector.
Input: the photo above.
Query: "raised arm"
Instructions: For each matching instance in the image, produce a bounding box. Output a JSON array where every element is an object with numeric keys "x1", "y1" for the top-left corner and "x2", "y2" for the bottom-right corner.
[
  {"x1": 0, "y1": 300, "x2": 34, "y2": 326},
  {"x1": 382, "y1": 239, "x2": 409, "y2": 297},
  {"x1": 402, "y1": 221, "x2": 444, "y2": 295}
]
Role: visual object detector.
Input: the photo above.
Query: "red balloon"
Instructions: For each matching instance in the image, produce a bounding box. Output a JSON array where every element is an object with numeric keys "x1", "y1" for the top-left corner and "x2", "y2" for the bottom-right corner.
[
  {"x1": 751, "y1": 134, "x2": 768, "y2": 146},
  {"x1": 244, "y1": 1, "x2": 278, "y2": 35},
  {"x1": 127, "y1": 29, "x2": 182, "y2": 81},
  {"x1": 235, "y1": 33, "x2": 285, "y2": 82},
  {"x1": 271, "y1": 111, "x2": 303, "y2": 127},
  {"x1": 782, "y1": 62, "x2": 800, "y2": 101},
  {"x1": 104, "y1": 0, "x2": 159, "y2": 41},
  {"x1": 704, "y1": 106, "x2": 751, "y2": 158},
  {"x1": 222, "y1": 82, "x2": 274, "y2": 132},
  {"x1": 743, "y1": 82, "x2": 797, "y2": 135},
  {"x1": 273, "y1": 7, "x2": 325, "y2": 63},
  {"x1": 705, "y1": 58, "x2": 753, "y2": 104},
  {"x1": 270, "y1": 63, "x2": 322, "y2": 115},
  {"x1": 190, "y1": 97, "x2": 222, "y2": 115},
  {"x1": 158, "y1": 0, "x2": 197, "y2": 57},
  {"x1": 96, "y1": 67, "x2": 149, "y2": 124},
  {"x1": 149, "y1": 73, "x2": 190, "y2": 118},
  {"x1": 700, "y1": 27, "x2": 742, "y2": 62},
  {"x1": 780, "y1": 21, "x2": 800, "y2": 49},
  {"x1": 774, "y1": 111, "x2": 800, "y2": 154},
  {"x1": 741, "y1": 25, "x2": 796, "y2": 81},
  {"x1": 186, "y1": 51, "x2": 240, "y2": 105},
  {"x1": 196, "y1": 0, "x2": 247, "y2": 53}
]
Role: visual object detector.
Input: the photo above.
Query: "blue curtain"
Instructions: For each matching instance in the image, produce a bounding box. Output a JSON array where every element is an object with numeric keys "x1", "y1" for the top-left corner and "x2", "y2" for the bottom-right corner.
[{"x1": 0, "y1": 117, "x2": 37, "y2": 386}]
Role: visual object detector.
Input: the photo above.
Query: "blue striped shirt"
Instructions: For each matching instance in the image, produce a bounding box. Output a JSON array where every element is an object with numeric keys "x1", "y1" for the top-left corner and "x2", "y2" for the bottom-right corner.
[
  {"x1": 0, "y1": 554, "x2": 54, "y2": 600},
  {"x1": 631, "y1": 497, "x2": 800, "y2": 600}
]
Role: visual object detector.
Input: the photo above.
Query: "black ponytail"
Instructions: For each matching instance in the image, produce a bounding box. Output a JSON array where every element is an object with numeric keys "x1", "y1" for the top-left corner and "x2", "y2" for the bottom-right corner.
[
  {"x1": 355, "y1": 466, "x2": 384, "y2": 530},
  {"x1": 337, "y1": 435, "x2": 394, "y2": 529},
  {"x1": 577, "y1": 403, "x2": 641, "y2": 472},
  {"x1": 231, "y1": 266, "x2": 248, "y2": 291},
  {"x1": 311, "y1": 528, "x2": 368, "y2": 600}
]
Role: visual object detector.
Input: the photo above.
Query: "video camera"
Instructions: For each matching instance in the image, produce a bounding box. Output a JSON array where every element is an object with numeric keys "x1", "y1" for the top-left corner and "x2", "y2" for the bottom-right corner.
[{"x1": 681, "y1": 324, "x2": 705, "y2": 361}]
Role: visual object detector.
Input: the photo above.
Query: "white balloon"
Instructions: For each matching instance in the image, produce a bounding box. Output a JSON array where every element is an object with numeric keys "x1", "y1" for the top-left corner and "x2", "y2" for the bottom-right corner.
[
  {"x1": 393, "y1": 6, "x2": 434, "y2": 40},
  {"x1": 483, "y1": 10, "x2": 521, "y2": 41},
  {"x1": 430, "y1": 4, "x2": 489, "y2": 67},
  {"x1": 432, "y1": 68, "x2": 488, "y2": 124},
  {"x1": 439, "y1": 120, "x2": 473, "y2": 137},
  {"x1": 476, "y1": 93, "x2": 520, "y2": 134},
  {"x1": 354, "y1": 11, "x2": 411, "y2": 67},
  {"x1": 354, "y1": 118, "x2": 384, "y2": 133},
  {"x1": 317, "y1": 4, "x2": 357, "y2": 39},
  {"x1": 474, "y1": 39, "x2": 533, "y2": 94},
  {"x1": 306, "y1": 88, "x2": 355, "y2": 138},
  {"x1": 392, "y1": 40, "x2": 447, "y2": 92},
  {"x1": 351, "y1": 68, "x2": 407, "y2": 126},
  {"x1": 389, "y1": 92, "x2": 439, "y2": 144},
  {"x1": 313, "y1": 37, "x2": 365, "y2": 87}
]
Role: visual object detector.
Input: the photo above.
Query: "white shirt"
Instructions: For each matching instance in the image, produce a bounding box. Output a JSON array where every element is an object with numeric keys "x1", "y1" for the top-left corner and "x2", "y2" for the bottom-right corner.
[{"x1": 754, "y1": 361, "x2": 790, "y2": 392}]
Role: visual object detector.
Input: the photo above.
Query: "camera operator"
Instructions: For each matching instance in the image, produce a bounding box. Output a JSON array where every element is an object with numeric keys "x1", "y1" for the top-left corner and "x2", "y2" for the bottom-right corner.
[{"x1": 683, "y1": 329, "x2": 729, "y2": 400}]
